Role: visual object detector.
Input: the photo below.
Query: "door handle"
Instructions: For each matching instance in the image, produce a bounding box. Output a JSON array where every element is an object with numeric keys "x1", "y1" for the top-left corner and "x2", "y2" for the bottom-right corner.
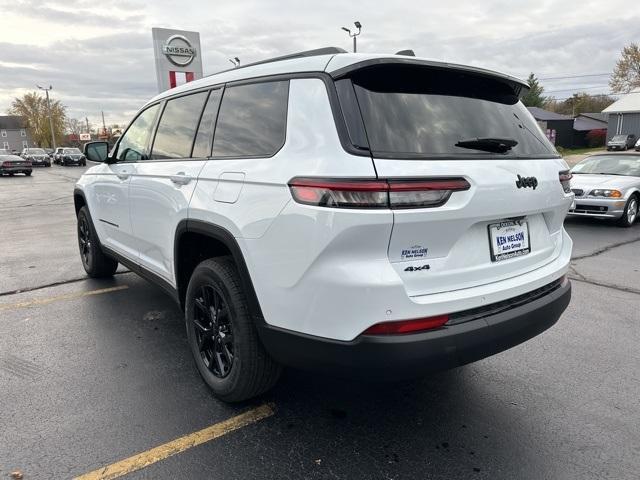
[{"x1": 170, "y1": 172, "x2": 193, "y2": 186}]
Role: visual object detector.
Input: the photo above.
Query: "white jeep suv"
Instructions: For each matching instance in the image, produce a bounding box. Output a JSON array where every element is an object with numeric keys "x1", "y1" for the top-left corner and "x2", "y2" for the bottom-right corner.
[{"x1": 76, "y1": 48, "x2": 573, "y2": 402}]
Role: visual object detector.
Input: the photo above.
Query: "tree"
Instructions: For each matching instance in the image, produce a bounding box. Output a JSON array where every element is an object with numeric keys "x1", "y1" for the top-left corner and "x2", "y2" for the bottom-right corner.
[
  {"x1": 7, "y1": 92, "x2": 66, "y2": 148},
  {"x1": 544, "y1": 93, "x2": 615, "y2": 116},
  {"x1": 610, "y1": 43, "x2": 640, "y2": 93},
  {"x1": 522, "y1": 73, "x2": 546, "y2": 107}
]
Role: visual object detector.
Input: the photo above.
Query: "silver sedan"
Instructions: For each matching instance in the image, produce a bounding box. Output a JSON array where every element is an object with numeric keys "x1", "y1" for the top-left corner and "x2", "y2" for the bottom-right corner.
[{"x1": 568, "y1": 153, "x2": 640, "y2": 227}]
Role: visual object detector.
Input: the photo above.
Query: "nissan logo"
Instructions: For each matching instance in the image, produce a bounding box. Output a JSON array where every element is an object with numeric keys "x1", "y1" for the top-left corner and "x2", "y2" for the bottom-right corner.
[{"x1": 162, "y1": 34, "x2": 196, "y2": 67}]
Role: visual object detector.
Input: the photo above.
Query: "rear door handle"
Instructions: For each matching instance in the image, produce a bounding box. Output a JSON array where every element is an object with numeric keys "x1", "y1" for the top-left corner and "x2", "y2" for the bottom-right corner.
[{"x1": 170, "y1": 172, "x2": 193, "y2": 186}]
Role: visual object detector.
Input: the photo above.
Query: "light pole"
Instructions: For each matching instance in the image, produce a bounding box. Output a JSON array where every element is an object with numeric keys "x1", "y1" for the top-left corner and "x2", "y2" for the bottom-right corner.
[
  {"x1": 341, "y1": 21, "x2": 362, "y2": 53},
  {"x1": 37, "y1": 85, "x2": 56, "y2": 150}
]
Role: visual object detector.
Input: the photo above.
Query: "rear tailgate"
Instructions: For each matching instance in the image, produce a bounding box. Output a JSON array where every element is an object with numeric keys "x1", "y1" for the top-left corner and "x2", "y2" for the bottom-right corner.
[{"x1": 335, "y1": 60, "x2": 573, "y2": 296}]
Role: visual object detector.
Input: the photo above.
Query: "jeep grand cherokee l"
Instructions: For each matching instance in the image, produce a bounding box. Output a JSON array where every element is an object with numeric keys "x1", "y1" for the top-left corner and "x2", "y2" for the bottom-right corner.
[{"x1": 75, "y1": 48, "x2": 573, "y2": 402}]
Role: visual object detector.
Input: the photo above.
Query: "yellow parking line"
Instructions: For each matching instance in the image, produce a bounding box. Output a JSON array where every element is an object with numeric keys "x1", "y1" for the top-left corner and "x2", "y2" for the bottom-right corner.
[
  {"x1": 74, "y1": 403, "x2": 275, "y2": 480},
  {"x1": 0, "y1": 285, "x2": 129, "y2": 311}
]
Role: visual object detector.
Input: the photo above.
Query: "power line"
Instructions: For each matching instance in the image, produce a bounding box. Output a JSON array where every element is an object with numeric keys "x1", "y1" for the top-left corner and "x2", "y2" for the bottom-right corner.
[
  {"x1": 539, "y1": 73, "x2": 610, "y2": 81},
  {"x1": 546, "y1": 85, "x2": 611, "y2": 94}
]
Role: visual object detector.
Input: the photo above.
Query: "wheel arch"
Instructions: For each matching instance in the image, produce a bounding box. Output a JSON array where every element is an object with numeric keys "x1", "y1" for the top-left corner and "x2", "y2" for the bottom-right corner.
[
  {"x1": 73, "y1": 188, "x2": 87, "y2": 216},
  {"x1": 174, "y1": 220, "x2": 263, "y2": 320}
]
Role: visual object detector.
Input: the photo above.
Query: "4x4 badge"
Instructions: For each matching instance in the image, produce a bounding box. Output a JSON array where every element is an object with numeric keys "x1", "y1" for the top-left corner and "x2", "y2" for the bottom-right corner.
[
  {"x1": 404, "y1": 264, "x2": 431, "y2": 272},
  {"x1": 515, "y1": 174, "x2": 538, "y2": 190}
]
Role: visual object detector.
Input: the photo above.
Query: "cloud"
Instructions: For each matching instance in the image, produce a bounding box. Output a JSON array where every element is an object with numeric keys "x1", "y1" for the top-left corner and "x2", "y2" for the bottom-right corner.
[{"x1": 1, "y1": 0, "x2": 639, "y2": 125}]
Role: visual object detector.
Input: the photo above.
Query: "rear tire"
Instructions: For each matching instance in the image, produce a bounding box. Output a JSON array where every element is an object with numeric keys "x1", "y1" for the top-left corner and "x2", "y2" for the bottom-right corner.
[
  {"x1": 185, "y1": 257, "x2": 281, "y2": 402},
  {"x1": 77, "y1": 206, "x2": 118, "y2": 277},
  {"x1": 25, "y1": 171, "x2": 31, "y2": 176},
  {"x1": 617, "y1": 195, "x2": 638, "y2": 228}
]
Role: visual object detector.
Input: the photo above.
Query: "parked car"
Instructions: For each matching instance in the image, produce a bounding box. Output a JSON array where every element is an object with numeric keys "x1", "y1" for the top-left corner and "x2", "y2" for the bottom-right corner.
[
  {"x1": 45, "y1": 148, "x2": 54, "y2": 159},
  {"x1": 75, "y1": 48, "x2": 573, "y2": 402},
  {"x1": 52, "y1": 147, "x2": 64, "y2": 164},
  {"x1": 635, "y1": 138, "x2": 640, "y2": 152},
  {"x1": 607, "y1": 134, "x2": 636, "y2": 151},
  {"x1": 57, "y1": 147, "x2": 86, "y2": 166},
  {"x1": 21, "y1": 147, "x2": 51, "y2": 167},
  {"x1": 0, "y1": 151, "x2": 32, "y2": 176},
  {"x1": 568, "y1": 153, "x2": 640, "y2": 227}
]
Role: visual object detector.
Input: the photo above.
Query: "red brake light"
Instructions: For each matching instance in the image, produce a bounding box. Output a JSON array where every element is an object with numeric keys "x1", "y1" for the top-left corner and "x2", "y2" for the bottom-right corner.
[
  {"x1": 362, "y1": 315, "x2": 449, "y2": 335},
  {"x1": 288, "y1": 177, "x2": 470, "y2": 209},
  {"x1": 559, "y1": 170, "x2": 572, "y2": 193}
]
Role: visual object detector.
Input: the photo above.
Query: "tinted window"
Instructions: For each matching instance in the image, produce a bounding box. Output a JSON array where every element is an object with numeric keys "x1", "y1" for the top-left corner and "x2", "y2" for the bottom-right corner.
[
  {"x1": 349, "y1": 65, "x2": 556, "y2": 157},
  {"x1": 212, "y1": 81, "x2": 289, "y2": 157},
  {"x1": 151, "y1": 92, "x2": 208, "y2": 160},
  {"x1": 117, "y1": 104, "x2": 160, "y2": 161},
  {"x1": 192, "y1": 89, "x2": 222, "y2": 158}
]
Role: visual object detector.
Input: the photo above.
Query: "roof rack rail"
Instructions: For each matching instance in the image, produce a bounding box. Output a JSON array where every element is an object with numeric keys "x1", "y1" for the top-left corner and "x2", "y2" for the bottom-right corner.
[{"x1": 209, "y1": 46, "x2": 347, "y2": 77}]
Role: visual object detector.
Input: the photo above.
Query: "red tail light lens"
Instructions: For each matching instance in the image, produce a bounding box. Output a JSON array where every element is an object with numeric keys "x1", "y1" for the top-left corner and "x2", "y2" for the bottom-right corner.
[
  {"x1": 362, "y1": 315, "x2": 449, "y2": 335},
  {"x1": 288, "y1": 177, "x2": 470, "y2": 209},
  {"x1": 559, "y1": 170, "x2": 572, "y2": 193}
]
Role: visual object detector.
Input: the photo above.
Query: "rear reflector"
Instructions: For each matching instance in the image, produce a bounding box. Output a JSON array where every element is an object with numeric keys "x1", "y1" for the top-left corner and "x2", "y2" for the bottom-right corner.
[
  {"x1": 288, "y1": 177, "x2": 470, "y2": 209},
  {"x1": 362, "y1": 315, "x2": 449, "y2": 335}
]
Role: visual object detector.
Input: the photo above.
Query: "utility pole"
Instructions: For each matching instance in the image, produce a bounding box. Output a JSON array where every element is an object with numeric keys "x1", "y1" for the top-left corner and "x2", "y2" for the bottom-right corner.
[
  {"x1": 85, "y1": 117, "x2": 90, "y2": 134},
  {"x1": 341, "y1": 21, "x2": 362, "y2": 53},
  {"x1": 37, "y1": 85, "x2": 56, "y2": 150}
]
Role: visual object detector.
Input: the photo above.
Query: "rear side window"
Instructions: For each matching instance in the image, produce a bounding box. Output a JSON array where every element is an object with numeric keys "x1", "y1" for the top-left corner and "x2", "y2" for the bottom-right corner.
[
  {"x1": 212, "y1": 81, "x2": 289, "y2": 157},
  {"x1": 116, "y1": 103, "x2": 160, "y2": 162},
  {"x1": 347, "y1": 64, "x2": 557, "y2": 158},
  {"x1": 151, "y1": 91, "x2": 208, "y2": 160}
]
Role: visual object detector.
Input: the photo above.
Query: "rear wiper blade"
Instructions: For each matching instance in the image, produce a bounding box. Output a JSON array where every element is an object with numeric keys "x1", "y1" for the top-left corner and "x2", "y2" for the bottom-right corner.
[{"x1": 455, "y1": 137, "x2": 518, "y2": 154}]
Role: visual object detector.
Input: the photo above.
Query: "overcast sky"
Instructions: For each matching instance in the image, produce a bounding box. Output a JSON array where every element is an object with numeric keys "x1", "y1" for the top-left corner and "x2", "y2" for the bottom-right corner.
[{"x1": 1, "y1": 0, "x2": 639, "y2": 127}]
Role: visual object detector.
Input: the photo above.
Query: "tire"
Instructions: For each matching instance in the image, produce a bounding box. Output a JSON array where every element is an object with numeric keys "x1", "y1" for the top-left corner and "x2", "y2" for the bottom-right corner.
[
  {"x1": 617, "y1": 195, "x2": 638, "y2": 228},
  {"x1": 25, "y1": 171, "x2": 31, "y2": 176},
  {"x1": 77, "y1": 206, "x2": 118, "y2": 277},
  {"x1": 185, "y1": 257, "x2": 281, "y2": 402}
]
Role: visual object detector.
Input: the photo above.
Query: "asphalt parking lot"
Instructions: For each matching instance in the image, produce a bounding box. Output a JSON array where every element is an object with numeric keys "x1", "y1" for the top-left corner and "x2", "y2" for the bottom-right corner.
[{"x1": 1, "y1": 164, "x2": 639, "y2": 480}]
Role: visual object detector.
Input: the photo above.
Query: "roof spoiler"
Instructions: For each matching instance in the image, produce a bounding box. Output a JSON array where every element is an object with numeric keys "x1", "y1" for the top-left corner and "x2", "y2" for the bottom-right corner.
[{"x1": 395, "y1": 49, "x2": 415, "y2": 56}]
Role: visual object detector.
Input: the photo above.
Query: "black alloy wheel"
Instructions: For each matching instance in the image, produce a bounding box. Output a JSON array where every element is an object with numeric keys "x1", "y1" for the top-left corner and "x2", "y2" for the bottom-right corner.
[
  {"x1": 192, "y1": 284, "x2": 234, "y2": 378},
  {"x1": 78, "y1": 214, "x2": 92, "y2": 267}
]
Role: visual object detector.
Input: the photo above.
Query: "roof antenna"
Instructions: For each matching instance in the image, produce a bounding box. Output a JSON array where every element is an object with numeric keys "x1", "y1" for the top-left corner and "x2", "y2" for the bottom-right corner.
[
  {"x1": 395, "y1": 49, "x2": 415, "y2": 56},
  {"x1": 228, "y1": 57, "x2": 240, "y2": 67}
]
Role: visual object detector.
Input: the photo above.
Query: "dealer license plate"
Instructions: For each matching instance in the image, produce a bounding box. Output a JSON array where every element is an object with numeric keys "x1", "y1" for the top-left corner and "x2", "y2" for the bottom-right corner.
[{"x1": 488, "y1": 220, "x2": 530, "y2": 262}]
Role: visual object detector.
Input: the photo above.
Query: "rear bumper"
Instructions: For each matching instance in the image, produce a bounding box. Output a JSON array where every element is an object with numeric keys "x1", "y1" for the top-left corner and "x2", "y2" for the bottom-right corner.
[
  {"x1": 258, "y1": 279, "x2": 571, "y2": 379},
  {"x1": 0, "y1": 166, "x2": 32, "y2": 173}
]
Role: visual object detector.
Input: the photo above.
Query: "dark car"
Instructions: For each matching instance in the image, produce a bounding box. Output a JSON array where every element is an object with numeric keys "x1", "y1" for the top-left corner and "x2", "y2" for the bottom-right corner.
[
  {"x1": 21, "y1": 147, "x2": 51, "y2": 167},
  {"x1": 0, "y1": 151, "x2": 32, "y2": 176},
  {"x1": 607, "y1": 134, "x2": 637, "y2": 151},
  {"x1": 57, "y1": 147, "x2": 86, "y2": 166}
]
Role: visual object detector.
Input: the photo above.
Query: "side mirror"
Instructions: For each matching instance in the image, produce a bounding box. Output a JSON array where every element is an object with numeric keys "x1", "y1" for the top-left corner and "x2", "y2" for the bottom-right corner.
[{"x1": 84, "y1": 141, "x2": 110, "y2": 162}]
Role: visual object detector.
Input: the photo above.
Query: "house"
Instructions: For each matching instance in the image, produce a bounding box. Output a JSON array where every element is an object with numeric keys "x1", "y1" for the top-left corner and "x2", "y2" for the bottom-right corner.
[
  {"x1": 602, "y1": 88, "x2": 640, "y2": 141},
  {"x1": 526, "y1": 107, "x2": 574, "y2": 148},
  {"x1": 573, "y1": 112, "x2": 608, "y2": 148},
  {"x1": 0, "y1": 116, "x2": 36, "y2": 153}
]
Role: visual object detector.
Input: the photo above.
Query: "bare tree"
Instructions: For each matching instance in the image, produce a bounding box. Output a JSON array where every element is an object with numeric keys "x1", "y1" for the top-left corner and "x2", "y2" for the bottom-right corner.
[{"x1": 610, "y1": 43, "x2": 640, "y2": 93}]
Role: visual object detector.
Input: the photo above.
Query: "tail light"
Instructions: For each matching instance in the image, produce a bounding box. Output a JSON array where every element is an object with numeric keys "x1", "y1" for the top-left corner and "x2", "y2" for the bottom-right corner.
[
  {"x1": 362, "y1": 314, "x2": 449, "y2": 335},
  {"x1": 288, "y1": 177, "x2": 470, "y2": 209},
  {"x1": 559, "y1": 170, "x2": 572, "y2": 193}
]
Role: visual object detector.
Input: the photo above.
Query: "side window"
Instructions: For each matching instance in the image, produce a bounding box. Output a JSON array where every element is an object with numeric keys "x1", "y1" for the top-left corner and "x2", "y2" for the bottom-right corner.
[
  {"x1": 192, "y1": 89, "x2": 223, "y2": 158},
  {"x1": 116, "y1": 104, "x2": 160, "y2": 162},
  {"x1": 212, "y1": 81, "x2": 289, "y2": 157},
  {"x1": 151, "y1": 91, "x2": 208, "y2": 160}
]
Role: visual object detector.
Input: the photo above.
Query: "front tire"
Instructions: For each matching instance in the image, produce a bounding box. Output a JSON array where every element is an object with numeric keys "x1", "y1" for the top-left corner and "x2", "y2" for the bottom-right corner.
[
  {"x1": 617, "y1": 195, "x2": 638, "y2": 228},
  {"x1": 77, "y1": 206, "x2": 118, "y2": 277},
  {"x1": 185, "y1": 257, "x2": 281, "y2": 402}
]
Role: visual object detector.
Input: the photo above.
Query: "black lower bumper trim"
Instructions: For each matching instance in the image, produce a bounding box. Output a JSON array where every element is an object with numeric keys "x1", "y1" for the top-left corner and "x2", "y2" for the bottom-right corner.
[{"x1": 258, "y1": 280, "x2": 571, "y2": 380}]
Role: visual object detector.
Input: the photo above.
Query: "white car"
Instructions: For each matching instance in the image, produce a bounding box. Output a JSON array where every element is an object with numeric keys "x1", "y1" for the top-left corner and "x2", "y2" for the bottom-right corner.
[{"x1": 75, "y1": 48, "x2": 573, "y2": 402}]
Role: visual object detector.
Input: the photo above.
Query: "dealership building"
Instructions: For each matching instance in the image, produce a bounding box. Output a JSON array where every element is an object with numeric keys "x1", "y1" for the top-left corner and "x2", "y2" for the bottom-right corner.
[
  {"x1": 603, "y1": 87, "x2": 640, "y2": 141},
  {"x1": 0, "y1": 116, "x2": 36, "y2": 152}
]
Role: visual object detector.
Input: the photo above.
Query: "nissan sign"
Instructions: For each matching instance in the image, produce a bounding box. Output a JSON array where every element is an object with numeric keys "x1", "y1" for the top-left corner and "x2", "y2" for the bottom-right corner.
[
  {"x1": 152, "y1": 28, "x2": 203, "y2": 92},
  {"x1": 162, "y1": 34, "x2": 196, "y2": 66}
]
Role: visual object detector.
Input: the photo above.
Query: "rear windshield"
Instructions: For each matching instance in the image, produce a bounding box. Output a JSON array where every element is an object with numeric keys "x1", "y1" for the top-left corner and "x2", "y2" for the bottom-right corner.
[
  {"x1": 611, "y1": 135, "x2": 627, "y2": 141},
  {"x1": 345, "y1": 64, "x2": 557, "y2": 158}
]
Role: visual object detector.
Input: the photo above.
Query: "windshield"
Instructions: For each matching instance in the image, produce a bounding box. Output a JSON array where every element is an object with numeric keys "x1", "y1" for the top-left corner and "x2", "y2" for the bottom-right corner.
[
  {"x1": 26, "y1": 148, "x2": 45, "y2": 154},
  {"x1": 63, "y1": 148, "x2": 81, "y2": 154},
  {"x1": 611, "y1": 135, "x2": 627, "y2": 141},
  {"x1": 345, "y1": 64, "x2": 557, "y2": 158},
  {"x1": 572, "y1": 155, "x2": 640, "y2": 177}
]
